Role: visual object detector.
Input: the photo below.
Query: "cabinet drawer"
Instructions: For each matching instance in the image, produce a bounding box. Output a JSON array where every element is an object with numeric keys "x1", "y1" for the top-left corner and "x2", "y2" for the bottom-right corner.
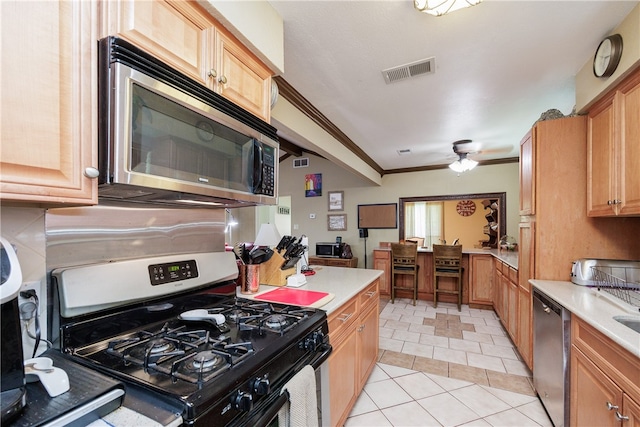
[
  {"x1": 359, "y1": 280, "x2": 379, "y2": 313},
  {"x1": 572, "y1": 316, "x2": 640, "y2": 400},
  {"x1": 328, "y1": 298, "x2": 358, "y2": 339},
  {"x1": 508, "y1": 266, "x2": 518, "y2": 284}
]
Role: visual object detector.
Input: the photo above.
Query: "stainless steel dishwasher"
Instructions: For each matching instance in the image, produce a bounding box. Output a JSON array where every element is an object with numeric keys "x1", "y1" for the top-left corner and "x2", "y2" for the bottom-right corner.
[{"x1": 533, "y1": 288, "x2": 571, "y2": 427}]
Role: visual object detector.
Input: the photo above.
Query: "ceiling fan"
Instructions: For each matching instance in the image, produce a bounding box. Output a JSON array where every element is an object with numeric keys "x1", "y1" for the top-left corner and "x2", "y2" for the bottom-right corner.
[{"x1": 448, "y1": 139, "x2": 511, "y2": 172}]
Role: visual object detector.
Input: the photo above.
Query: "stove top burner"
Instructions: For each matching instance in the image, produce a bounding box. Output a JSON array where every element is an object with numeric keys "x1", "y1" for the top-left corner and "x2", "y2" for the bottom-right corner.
[
  {"x1": 189, "y1": 351, "x2": 225, "y2": 371},
  {"x1": 264, "y1": 314, "x2": 289, "y2": 329}
]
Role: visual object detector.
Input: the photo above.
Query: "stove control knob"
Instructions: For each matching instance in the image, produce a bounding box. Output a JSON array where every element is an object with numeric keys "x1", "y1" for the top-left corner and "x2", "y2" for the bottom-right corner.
[
  {"x1": 303, "y1": 331, "x2": 325, "y2": 351},
  {"x1": 251, "y1": 376, "x2": 270, "y2": 395},
  {"x1": 232, "y1": 390, "x2": 253, "y2": 412}
]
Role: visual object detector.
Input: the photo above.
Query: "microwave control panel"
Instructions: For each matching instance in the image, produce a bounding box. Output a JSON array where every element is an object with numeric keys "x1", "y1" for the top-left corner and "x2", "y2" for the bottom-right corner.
[{"x1": 148, "y1": 260, "x2": 199, "y2": 286}]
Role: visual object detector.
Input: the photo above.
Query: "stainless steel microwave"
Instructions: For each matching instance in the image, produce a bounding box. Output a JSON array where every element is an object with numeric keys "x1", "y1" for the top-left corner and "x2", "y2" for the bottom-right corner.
[
  {"x1": 315, "y1": 242, "x2": 344, "y2": 258},
  {"x1": 98, "y1": 37, "x2": 279, "y2": 207}
]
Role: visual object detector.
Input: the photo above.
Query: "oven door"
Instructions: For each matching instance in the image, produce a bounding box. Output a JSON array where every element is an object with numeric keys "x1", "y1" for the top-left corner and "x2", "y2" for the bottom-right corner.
[{"x1": 236, "y1": 343, "x2": 331, "y2": 427}]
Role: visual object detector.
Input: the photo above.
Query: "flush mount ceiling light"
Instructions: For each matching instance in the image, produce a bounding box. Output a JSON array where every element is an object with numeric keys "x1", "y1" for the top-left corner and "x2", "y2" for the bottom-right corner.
[
  {"x1": 414, "y1": 0, "x2": 482, "y2": 16},
  {"x1": 449, "y1": 153, "x2": 478, "y2": 173}
]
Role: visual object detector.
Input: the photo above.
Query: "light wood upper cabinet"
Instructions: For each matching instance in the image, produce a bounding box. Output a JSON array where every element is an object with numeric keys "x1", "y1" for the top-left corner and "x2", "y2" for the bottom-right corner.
[
  {"x1": 519, "y1": 130, "x2": 535, "y2": 215},
  {"x1": 102, "y1": 0, "x2": 273, "y2": 122},
  {"x1": 1, "y1": 0, "x2": 98, "y2": 205},
  {"x1": 588, "y1": 68, "x2": 640, "y2": 216},
  {"x1": 215, "y1": 30, "x2": 272, "y2": 121},
  {"x1": 102, "y1": 0, "x2": 211, "y2": 84}
]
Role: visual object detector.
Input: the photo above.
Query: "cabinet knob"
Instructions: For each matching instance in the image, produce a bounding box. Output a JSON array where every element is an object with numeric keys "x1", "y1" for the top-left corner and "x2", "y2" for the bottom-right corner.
[
  {"x1": 208, "y1": 69, "x2": 217, "y2": 78},
  {"x1": 606, "y1": 401, "x2": 619, "y2": 411},
  {"x1": 83, "y1": 167, "x2": 99, "y2": 179},
  {"x1": 218, "y1": 75, "x2": 228, "y2": 85}
]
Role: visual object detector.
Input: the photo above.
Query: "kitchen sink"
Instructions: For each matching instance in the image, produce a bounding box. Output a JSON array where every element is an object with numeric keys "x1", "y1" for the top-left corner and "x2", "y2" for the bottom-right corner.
[{"x1": 613, "y1": 315, "x2": 640, "y2": 333}]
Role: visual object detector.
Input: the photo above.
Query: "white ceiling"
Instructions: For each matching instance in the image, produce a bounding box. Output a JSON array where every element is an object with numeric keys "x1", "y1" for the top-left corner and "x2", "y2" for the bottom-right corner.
[{"x1": 268, "y1": 0, "x2": 638, "y2": 171}]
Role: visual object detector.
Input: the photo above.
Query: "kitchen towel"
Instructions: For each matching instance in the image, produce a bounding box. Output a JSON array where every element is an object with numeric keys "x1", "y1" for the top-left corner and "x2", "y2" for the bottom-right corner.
[{"x1": 277, "y1": 365, "x2": 318, "y2": 427}]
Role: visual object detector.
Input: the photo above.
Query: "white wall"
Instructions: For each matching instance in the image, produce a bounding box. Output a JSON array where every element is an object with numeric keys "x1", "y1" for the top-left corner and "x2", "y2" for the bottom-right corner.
[{"x1": 278, "y1": 154, "x2": 520, "y2": 268}]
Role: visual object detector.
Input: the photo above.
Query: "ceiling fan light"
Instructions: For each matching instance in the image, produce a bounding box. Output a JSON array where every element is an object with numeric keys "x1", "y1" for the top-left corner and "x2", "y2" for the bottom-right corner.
[
  {"x1": 414, "y1": 0, "x2": 482, "y2": 16},
  {"x1": 449, "y1": 157, "x2": 478, "y2": 173}
]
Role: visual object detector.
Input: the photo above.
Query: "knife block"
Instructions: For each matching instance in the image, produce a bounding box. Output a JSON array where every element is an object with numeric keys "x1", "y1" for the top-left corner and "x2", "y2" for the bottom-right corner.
[{"x1": 259, "y1": 251, "x2": 295, "y2": 286}]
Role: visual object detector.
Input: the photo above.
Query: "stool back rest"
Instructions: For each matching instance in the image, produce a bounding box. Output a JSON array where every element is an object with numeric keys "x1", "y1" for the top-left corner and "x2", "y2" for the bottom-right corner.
[
  {"x1": 391, "y1": 243, "x2": 418, "y2": 268},
  {"x1": 405, "y1": 237, "x2": 425, "y2": 247},
  {"x1": 433, "y1": 244, "x2": 462, "y2": 272}
]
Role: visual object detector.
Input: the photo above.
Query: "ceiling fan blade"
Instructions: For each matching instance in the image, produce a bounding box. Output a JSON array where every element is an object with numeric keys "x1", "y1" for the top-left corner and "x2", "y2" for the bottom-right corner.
[{"x1": 476, "y1": 145, "x2": 513, "y2": 155}]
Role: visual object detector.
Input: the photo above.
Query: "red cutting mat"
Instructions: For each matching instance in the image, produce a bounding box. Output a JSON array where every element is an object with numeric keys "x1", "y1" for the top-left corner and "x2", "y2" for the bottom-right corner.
[{"x1": 254, "y1": 288, "x2": 330, "y2": 306}]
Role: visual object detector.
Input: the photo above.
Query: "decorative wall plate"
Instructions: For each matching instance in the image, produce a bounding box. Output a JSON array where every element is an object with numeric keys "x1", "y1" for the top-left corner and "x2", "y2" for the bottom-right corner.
[{"x1": 456, "y1": 200, "x2": 476, "y2": 216}]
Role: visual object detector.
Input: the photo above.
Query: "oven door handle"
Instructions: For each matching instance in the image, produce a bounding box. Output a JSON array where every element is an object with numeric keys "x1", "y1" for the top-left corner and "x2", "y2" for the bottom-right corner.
[
  {"x1": 251, "y1": 389, "x2": 289, "y2": 427},
  {"x1": 310, "y1": 343, "x2": 332, "y2": 370}
]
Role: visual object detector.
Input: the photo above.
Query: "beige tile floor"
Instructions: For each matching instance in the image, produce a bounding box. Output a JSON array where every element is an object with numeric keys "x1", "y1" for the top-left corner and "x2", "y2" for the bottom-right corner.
[{"x1": 344, "y1": 297, "x2": 553, "y2": 427}]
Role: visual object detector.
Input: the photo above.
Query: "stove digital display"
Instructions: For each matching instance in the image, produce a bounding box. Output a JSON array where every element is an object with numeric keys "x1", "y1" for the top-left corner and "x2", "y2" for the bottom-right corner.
[{"x1": 148, "y1": 260, "x2": 198, "y2": 285}]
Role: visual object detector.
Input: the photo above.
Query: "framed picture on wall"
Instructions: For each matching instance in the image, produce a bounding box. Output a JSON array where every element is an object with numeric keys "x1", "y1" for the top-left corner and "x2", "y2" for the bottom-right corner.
[
  {"x1": 328, "y1": 191, "x2": 344, "y2": 211},
  {"x1": 305, "y1": 173, "x2": 322, "y2": 197},
  {"x1": 327, "y1": 214, "x2": 347, "y2": 231}
]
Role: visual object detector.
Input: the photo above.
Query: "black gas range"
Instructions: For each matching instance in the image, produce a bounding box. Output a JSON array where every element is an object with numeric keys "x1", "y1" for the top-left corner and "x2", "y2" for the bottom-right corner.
[{"x1": 51, "y1": 252, "x2": 331, "y2": 426}]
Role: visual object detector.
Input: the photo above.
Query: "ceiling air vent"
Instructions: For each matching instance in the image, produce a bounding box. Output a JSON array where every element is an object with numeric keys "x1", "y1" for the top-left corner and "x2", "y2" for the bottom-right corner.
[
  {"x1": 293, "y1": 157, "x2": 309, "y2": 168},
  {"x1": 382, "y1": 57, "x2": 435, "y2": 84}
]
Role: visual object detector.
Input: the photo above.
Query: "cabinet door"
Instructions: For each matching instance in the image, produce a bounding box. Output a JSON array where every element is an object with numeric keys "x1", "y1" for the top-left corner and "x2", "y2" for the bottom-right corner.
[
  {"x1": 618, "y1": 73, "x2": 640, "y2": 216},
  {"x1": 571, "y1": 346, "x2": 622, "y2": 427},
  {"x1": 494, "y1": 266, "x2": 504, "y2": 320},
  {"x1": 519, "y1": 129, "x2": 535, "y2": 215},
  {"x1": 623, "y1": 394, "x2": 640, "y2": 427},
  {"x1": 587, "y1": 93, "x2": 617, "y2": 216},
  {"x1": 327, "y1": 326, "x2": 358, "y2": 427},
  {"x1": 373, "y1": 250, "x2": 391, "y2": 296},
  {"x1": 357, "y1": 303, "x2": 379, "y2": 390},
  {"x1": 507, "y1": 273, "x2": 518, "y2": 343},
  {"x1": 469, "y1": 254, "x2": 494, "y2": 305},
  {"x1": 517, "y1": 284, "x2": 532, "y2": 370},
  {"x1": 1, "y1": 0, "x2": 97, "y2": 205},
  {"x1": 215, "y1": 30, "x2": 272, "y2": 121},
  {"x1": 104, "y1": 0, "x2": 212, "y2": 84}
]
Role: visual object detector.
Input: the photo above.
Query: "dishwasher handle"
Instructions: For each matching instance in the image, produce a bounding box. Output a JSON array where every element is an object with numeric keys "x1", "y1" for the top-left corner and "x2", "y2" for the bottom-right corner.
[{"x1": 533, "y1": 289, "x2": 563, "y2": 316}]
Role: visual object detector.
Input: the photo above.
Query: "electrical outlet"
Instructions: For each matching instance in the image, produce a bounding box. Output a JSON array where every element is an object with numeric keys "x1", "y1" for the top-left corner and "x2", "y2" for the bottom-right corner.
[{"x1": 18, "y1": 281, "x2": 41, "y2": 304}]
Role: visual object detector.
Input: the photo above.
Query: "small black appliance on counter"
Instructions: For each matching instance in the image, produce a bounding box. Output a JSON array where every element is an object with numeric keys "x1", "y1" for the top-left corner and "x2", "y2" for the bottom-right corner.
[{"x1": 1, "y1": 237, "x2": 27, "y2": 423}]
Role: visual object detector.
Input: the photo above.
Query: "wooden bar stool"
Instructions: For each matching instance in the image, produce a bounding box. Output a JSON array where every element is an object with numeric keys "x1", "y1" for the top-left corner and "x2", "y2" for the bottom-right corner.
[
  {"x1": 390, "y1": 242, "x2": 419, "y2": 306},
  {"x1": 433, "y1": 244, "x2": 463, "y2": 311}
]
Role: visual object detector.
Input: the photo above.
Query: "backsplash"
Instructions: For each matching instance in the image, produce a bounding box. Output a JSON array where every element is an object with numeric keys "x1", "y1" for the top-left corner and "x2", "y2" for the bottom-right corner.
[{"x1": 1, "y1": 205, "x2": 48, "y2": 358}]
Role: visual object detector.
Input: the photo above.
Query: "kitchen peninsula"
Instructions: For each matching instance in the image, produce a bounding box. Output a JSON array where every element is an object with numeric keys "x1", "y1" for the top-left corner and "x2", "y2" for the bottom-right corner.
[{"x1": 373, "y1": 246, "x2": 518, "y2": 307}]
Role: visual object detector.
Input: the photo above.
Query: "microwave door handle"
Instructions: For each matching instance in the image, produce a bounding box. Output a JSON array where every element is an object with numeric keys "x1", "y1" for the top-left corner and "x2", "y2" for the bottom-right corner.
[{"x1": 251, "y1": 140, "x2": 263, "y2": 193}]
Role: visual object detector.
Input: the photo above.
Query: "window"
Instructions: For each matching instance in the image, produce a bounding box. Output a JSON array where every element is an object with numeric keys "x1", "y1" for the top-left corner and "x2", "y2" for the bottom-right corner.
[{"x1": 404, "y1": 201, "x2": 443, "y2": 247}]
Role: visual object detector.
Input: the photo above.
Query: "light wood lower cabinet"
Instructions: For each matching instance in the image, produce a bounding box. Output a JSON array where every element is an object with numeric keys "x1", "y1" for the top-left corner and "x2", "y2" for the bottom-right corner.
[
  {"x1": 469, "y1": 254, "x2": 494, "y2": 305},
  {"x1": 373, "y1": 250, "x2": 391, "y2": 294},
  {"x1": 309, "y1": 256, "x2": 359, "y2": 268},
  {"x1": 324, "y1": 279, "x2": 379, "y2": 427},
  {"x1": 571, "y1": 316, "x2": 640, "y2": 426},
  {"x1": 1, "y1": 0, "x2": 98, "y2": 205}
]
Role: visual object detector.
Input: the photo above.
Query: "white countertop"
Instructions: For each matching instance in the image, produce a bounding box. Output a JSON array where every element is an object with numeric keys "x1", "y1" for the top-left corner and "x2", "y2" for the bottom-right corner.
[
  {"x1": 238, "y1": 266, "x2": 383, "y2": 314},
  {"x1": 531, "y1": 280, "x2": 640, "y2": 357},
  {"x1": 375, "y1": 246, "x2": 519, "y2": 270}
]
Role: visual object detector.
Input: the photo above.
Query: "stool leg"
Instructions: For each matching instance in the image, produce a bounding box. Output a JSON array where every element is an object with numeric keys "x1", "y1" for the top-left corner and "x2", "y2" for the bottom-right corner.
[
  {"x1": 457, "y1": 275, "x2": 462, "y2": 312},
  {"x1": 413, "y1": 274, "x2": 417, "y2": 306},
  {"x1": 433, "y1": 276, "x2": 438, "y2": 308},
  {"x1": 391, "y1": 272, "x2": 395, "y2": 304}
]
